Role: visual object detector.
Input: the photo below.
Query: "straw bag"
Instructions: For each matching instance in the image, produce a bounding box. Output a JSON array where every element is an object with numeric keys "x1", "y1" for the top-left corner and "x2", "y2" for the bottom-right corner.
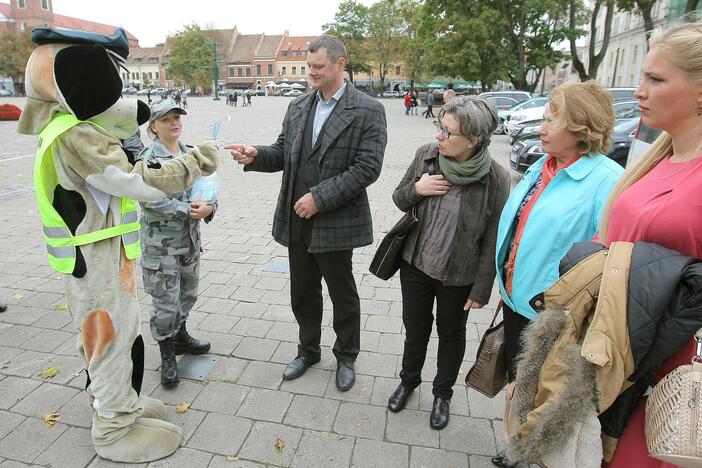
[
  {"x1": 646, "y1": 329, "x2": 702, "y2": 468},
  {"x1": 466, "y1": 302, "x2": 507, "y2": 398}
]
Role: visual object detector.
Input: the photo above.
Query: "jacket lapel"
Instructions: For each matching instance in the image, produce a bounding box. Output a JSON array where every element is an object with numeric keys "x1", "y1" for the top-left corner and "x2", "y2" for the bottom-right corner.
[
  {"x1": 289, "y1": 93, "x2": 316, "y2": 167},
  {"x1": 318, "y1": 82, "x2": 357, "y2": 162}
]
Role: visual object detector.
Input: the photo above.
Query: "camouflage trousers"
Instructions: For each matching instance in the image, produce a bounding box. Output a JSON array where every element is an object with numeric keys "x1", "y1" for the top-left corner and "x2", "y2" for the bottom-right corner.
[{"x1": 141, "y1": 252, "x2": 200, "y2": 342}]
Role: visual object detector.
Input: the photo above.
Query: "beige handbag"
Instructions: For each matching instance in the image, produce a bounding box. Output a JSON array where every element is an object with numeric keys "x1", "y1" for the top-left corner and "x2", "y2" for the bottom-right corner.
[
  {"x1": 646, "y1": 329, "x2": 702, "y2": 468},
  {"x1": 466, "y1": 302, "x2": 507, "y2": 397}
]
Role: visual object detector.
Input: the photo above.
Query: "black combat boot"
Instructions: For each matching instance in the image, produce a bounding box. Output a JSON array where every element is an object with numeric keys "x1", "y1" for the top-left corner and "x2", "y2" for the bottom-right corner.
[
  {"x1": 158, "y1": 338, "x2": 179, "y2": 387},
  {"x1": 173, "y1": 321, "x2": 211, "y2": 355}
]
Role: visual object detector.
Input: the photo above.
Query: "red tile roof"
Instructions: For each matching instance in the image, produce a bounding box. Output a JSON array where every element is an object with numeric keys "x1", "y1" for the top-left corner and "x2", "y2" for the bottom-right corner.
[
  {"x1": 277, "y1": 35, "x2": 317, "y2": 60},
  {"x1": 52, "y1": 13, "x2": 139, "y2": 47},
  {"x1": 0, "y1": 3, "x2": 9, "y2": 16}
]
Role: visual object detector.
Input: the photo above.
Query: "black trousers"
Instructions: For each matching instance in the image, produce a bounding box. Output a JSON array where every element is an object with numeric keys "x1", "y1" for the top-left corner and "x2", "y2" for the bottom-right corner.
[
  {"x1": 288, "y1": 241, "x2": 360, "y2": 363},
  {"x1": 503, "y1": 302, "x2": 531, "y2": 382},
  {"x1": 422, "y1": 105, "x2": 435, "y2": 118},
  {"x1": 399, "y1": 261, "x2": 470, "y2": 399}
]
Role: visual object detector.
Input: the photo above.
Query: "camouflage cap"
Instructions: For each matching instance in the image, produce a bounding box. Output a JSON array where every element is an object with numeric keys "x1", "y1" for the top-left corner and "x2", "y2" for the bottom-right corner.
[{"x1": 149, "y1": 100, "x2": 187, "y2": 123}]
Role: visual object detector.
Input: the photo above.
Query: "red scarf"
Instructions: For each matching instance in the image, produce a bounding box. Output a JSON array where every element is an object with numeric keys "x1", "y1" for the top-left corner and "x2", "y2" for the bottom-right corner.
[{"x1": 504, "y1": 155, "x2": 579, "y2": 296}]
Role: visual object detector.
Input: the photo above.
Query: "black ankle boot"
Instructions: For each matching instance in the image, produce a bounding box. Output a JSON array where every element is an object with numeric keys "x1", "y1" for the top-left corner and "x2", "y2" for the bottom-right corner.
[
  {"x1": 159, "y1": 338, "x2": 179, "y2": 386},
  {"x1": 173, "y1": 321, "x2": 210, "y2": 355}
]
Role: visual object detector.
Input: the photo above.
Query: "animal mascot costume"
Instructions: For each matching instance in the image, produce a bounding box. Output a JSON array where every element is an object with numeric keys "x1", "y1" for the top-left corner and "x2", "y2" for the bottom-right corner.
[{"x1": 17, "y1": 28, "x2": 218, "y2": 463}]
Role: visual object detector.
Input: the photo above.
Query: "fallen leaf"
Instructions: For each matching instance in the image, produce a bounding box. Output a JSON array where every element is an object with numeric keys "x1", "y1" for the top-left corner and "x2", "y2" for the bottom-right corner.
[
  {"x1": 11, "y1": 293, "x2": 23, "y2": 300},
  {"x1": 43, "y1": 413, "x2": 60, "y2": 427},
  {"x1": 39, "y1": 367, "x2": 59, "y2": 379},
  {"x1": 274, "y1": 437, "x2": 285, "y2": 454},
  {"x1": 226, "y1": 455, "x2": 239, "y2": 461},
  {"x1": 458, "y1": 369, "x2": 464, "y2": 375},
  {"x1": 55, "y1": 303, "x2": 68, "y2": 311},
  {"x1": 175, "y1": 402, "x2": 191, "y2": 414}
]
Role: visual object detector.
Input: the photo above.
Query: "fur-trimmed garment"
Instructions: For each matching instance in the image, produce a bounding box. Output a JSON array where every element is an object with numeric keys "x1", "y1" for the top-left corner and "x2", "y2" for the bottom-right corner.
[{"x1": 506, "y1": 241, "x2": 702, "y2": 465}]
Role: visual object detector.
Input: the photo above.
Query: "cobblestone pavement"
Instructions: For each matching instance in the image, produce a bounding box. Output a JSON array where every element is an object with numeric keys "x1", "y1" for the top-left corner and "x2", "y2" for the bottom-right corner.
[{"x1": 0, "y1": 94, "x2": 515, "y2": 467}]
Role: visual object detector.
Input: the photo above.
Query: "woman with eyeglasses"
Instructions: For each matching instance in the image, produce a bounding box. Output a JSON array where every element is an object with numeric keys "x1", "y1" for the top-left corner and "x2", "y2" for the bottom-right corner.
[
  {"x1": 491, "y1": 81, "x2": 624, "y2": 467},
  {"x1": 388, "y1": 95, "x2": 510, "y2": 429}
]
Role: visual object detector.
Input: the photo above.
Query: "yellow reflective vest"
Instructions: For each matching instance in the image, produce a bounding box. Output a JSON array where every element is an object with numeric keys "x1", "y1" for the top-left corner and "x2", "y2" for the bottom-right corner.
[{"x1": 33, "y1": 113, "x2": 141, "y2": 274}]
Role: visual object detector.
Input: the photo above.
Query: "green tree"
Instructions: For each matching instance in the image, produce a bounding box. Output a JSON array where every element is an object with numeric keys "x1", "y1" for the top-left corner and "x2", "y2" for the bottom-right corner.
[
  {"x1": 0, "y1": 30, "x2": 34, "y2": 94},
  {"x1": 167, "y1": 25, "x2": 212, "y2": 92},
  {"x1": 495, "y1": 0, "x2": 572, "y2": 90},
  {"x1": 367, "y1": 0, "x2": 404, "y2": 90},
  {"x1": 618, "y1": 0, "x2": 656, "y2": 49},
  {"x1": 421, "y1": 0, "x2": 512, "y2": 91},
  {"x1": 396, "y1": 0, "x2": 427, "y2": 89},
  {"x1": 322, "y1": 0, "x2": 371, "y2": 83}
]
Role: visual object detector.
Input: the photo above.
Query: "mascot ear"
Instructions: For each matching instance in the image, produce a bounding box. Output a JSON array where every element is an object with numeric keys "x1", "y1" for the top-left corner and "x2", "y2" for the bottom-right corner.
[
  {"x1": 54, "y1": 45, "x2": 122, "y2": 120},
  {"x1": 136, "y1": 100, "x2": 150, "y2": 126}
]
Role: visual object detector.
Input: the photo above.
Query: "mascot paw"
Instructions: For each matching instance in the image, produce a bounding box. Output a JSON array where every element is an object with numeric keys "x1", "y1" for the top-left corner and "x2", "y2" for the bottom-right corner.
[
  {"x1": 140, "y1": 395, "x2": 166, "y2": 420},
  {"x1": 94, "y1": 417, "x2": 183, "y2": 463}
]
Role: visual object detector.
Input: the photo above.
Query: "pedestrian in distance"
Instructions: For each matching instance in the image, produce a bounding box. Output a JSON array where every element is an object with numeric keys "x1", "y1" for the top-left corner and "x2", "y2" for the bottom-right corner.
[
  {"x1": 137, "y1": 100, "x2": 216, "y2": 387},
  {"x1": 404, "y1": 91, "x2": 412, "y2": 115},
  {"x1": 181, "y1": 92, "x2": 188, "y2": 109},
  {"x1": 411, "y1": 91, "x2": 418, "y2": 116},
  {"x1": 226, "y1": 35, "x2": 387, "y2": 392},
  {"x1": 387, "y1": 96, "x2": 510, "y2": 430},
  {"x1": 492, "y1": 80, "x2": 624, "y2": 467},
  {"x1": 422, "y1": 91, "x2": 435, "y2": 118},
  {"x1": 247, "y1": 92, "x2": 252, "y2": 106},
  {"x1": 233, "y1": 92, "x2": 238, "y2": 107}
]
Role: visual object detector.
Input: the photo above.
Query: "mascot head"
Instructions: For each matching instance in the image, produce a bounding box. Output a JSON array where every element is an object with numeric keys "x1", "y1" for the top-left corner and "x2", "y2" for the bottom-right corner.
[{"x1": 19, "y1": 27, "x2": 149, "y2": 135}]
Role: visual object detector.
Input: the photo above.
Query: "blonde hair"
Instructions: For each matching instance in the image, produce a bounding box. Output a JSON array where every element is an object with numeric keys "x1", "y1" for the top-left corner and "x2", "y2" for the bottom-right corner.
[
  {"x1": 546, "y1": 80, "x2": 615, "y2": 155},
  {"x1": 599, "y1": 20, "x2": 702, "y2": 238}
]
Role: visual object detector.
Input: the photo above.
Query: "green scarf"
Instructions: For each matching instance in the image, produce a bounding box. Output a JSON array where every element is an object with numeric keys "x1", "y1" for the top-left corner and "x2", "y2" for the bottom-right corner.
[{"x1": 437, "y1": 146, "x2": 492, "y2": 185}]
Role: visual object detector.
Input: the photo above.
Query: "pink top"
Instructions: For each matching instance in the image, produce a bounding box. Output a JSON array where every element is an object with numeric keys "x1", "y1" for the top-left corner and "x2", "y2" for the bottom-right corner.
[{"x1": 605, "y1": 155, "x2": 702, "y2": 258}]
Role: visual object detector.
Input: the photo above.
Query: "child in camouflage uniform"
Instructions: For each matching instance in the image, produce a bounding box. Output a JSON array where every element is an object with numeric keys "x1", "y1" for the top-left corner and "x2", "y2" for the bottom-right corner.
[{"x1": 138, "y1": 100, "x2": 217, "y2": 386}]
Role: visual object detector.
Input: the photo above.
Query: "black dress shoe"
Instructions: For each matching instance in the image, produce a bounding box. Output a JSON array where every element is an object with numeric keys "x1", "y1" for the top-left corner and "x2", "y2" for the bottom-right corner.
[
  {"x1": 430, "y1": 396, "x2": 450, "y2": 430},
  {"x1": 336, "y1": 361, "x2": 355, "y2": 391},
  {"x1": 491, "y1": 450, "x2": 524, "y2": 468},
  {"x1": 387, "y1": 383, "x2": 414, "y2": 413},
  {"x1": 173, "y1": 321, "x2": 210, "y2": 355},
  {"x1": 282, "y1": 356, "x2": 319, "y2": 380}
]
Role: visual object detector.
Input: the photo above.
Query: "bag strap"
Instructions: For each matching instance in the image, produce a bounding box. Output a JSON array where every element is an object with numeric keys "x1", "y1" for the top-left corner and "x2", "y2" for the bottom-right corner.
[
  {"x1": 694, "y1": 327, "x2": 702, "y2": 363},
  {"x1": 489, "y1": 301, "x2": 504, "y2": 328}
]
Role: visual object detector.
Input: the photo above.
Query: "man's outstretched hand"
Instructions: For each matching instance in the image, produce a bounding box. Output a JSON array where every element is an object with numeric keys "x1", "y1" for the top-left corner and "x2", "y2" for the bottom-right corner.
[{"x1": 226, "y1": 144, "x2": 257, "y2": 165}]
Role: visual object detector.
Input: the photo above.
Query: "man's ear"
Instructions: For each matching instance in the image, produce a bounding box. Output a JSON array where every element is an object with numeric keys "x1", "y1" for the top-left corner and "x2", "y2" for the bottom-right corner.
[
  {"x1": 136, "y1": 100, "x2": 150, "y2": 125},
  {"x1": 54, "y1": 44, "x2": 122, "y2": 120}
]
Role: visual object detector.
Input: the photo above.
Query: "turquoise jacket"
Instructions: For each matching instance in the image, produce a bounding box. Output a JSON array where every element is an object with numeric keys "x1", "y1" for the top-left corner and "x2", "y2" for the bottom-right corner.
[{"x1": 495, "y1": 153, "x2": 623, "y2": 319}]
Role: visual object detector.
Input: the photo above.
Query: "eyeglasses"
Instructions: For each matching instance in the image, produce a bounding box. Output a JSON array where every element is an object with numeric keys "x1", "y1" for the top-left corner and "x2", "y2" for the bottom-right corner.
[{"x1": 433, "y1": 120, "x2": 462, "y2": 139}]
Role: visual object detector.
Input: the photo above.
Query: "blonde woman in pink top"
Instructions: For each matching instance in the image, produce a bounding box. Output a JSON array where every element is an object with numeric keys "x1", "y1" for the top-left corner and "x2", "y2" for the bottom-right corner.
[{"x1": 598, "y1": 21, "x2": 702, "y2": 467}]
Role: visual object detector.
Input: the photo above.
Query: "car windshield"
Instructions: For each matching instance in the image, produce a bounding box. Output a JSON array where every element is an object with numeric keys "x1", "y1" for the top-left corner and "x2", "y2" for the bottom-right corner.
[{"x1": 515, "y1": 98, "x2": 547, "y2": 111}]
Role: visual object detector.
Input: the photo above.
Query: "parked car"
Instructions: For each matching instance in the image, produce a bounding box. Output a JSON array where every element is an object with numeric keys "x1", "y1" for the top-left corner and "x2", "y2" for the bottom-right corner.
[
  {"x1": 136, "y1": 88, "x2": 152, "y2": 95},
  {"x1": 505, "y1": 105, "x2": 546, "y2": 135},
  {"x1": 121, "y1": 87, "x2": 137, "y2": 95},
  {"x1": 484, "y1": 96, "x2": 519, "y2": 112},
  {"x1": 382, "y1": 90, "x2": 401, "y2": 98},
  {"x1": 286, "y1": 89, "x2": 303, "y2": 97},
  {"x1": 480, "y1": 90, "x2": 532, "y2": 103},
  {"x1": 626, "y1": 120, "x2": 662, "y2": 167},
  {"x1": 613, "y1": 100, "x2": 639, "y2": 117},
  {"x1": 509, "y1": 118, "x2": 543, "y2": 144},
  {"x1": 605, "y1": 87, "x2": 637, "y2": 102},
  {"x1": 0, "y1": 89, "x2": 14, "y2": 97},
  {"x1": 497, "y1": 97, "x2": 548, "y2": 134},
  {"x1": 509, "y1": 111, "x2": 641, "y2": 173},
  {"x1": 254, "y1": 89, "x2": 266, "y2": 96}
]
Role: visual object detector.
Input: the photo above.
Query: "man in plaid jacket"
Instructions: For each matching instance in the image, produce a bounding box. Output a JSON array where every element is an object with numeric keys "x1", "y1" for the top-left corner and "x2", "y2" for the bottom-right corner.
[{"x1": 227, "y1": 35, "x2": 387, "y2": 391}]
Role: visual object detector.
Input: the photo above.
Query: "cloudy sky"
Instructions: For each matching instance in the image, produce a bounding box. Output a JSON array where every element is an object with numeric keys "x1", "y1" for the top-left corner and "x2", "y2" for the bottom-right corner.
[{"x1": 52, "y1": 0, "x2": 377, "y2": 47}]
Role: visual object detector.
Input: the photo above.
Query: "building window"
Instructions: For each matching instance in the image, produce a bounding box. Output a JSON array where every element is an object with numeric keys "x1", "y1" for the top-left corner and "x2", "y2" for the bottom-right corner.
[
  {"x1": 148, "y1": 72, "x2": 152, "y2": 79},
  {"x1": 302, "y1": 51, "x2": 306, "y2": 57},
  {"x1": 149, "y1": 57, "x2": 158, "y2": 63},
  {"x1": 268, "y1": 64, "x2": 273, "y2": 75},
  {"x1": 41, "y1": 0, "x2": 48, "y2": 10},
  {"x1": 228, "y1": 66, "x2": 234, "y2": 78},
  {"x1": 19, "y1": 22, "x2": 26, "y2": 31},
  {"x1": 395, "y1": 65, "x2": 401, "y2": 75},
  {"x1": 292, "y1": 66, "x2": 297, "y2": 75},
  {"x1": 301, "y1": 66, "x2": 305, "y2": 75},
  {"x1": 238, "y1": 67, "x2": 243, "y2": 77},
  {"x1": 292, "y1": 51, "x2": 297, "y2": 57},
  {"x1": 155, "y1": 72, "x2": 159, "y2": 79},
  {"x1": 282, "y1": 66, "x2": 287, "y2": 75},
  {"x1": 17, "y1": 0, "x2": 26, "y2": 8},
  {"x1": 620, "y1": 49, "x2": 626, "y2": 65},
  {"x1": 246, "y1": 68, "x2": 251, "y2": 77},
  {"x1": 632, "y1": 45, "x2": 638, "y2": 63},
  {"x1": 282, "y1": 51, "x2": 288, "y2": 57},
  {"x1": 256, "y1": 64, "x2": 261, "y2": 75}
]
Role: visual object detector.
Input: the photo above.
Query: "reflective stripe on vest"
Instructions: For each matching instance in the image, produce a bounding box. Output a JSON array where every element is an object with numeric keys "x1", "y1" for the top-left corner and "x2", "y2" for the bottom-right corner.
[{"x1": 34, "y1": 113, "x2": 141, "y2": 273}]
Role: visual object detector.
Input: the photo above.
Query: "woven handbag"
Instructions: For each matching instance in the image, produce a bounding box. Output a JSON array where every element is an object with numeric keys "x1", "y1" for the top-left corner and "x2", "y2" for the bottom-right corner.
[
  {"x1": 646, "y1": 329, "x2": 702, "y2": 467},
  {"x1": 466, "y1": 302, "x2": 507, "y2": 398},
  {"x1": 369, "y1": 207, "x2": 418, "y2": 280}
]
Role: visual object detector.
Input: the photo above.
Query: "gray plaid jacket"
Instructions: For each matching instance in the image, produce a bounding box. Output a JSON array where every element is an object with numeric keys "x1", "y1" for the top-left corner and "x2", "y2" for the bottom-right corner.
[{"x1": 246, "y1": 81, "x2": 387, "y2": 253}]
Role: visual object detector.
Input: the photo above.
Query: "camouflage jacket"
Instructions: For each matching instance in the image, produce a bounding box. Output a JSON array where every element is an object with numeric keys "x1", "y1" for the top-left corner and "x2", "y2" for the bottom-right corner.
[{"x1": 136, "y1": 139, "x2": 217, "y2": 256}]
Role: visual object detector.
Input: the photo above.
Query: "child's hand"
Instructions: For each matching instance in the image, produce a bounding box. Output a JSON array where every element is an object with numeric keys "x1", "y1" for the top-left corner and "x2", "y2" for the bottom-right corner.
[{"x1": 190, "y1": 201, "x2": 213, "y2": 219}]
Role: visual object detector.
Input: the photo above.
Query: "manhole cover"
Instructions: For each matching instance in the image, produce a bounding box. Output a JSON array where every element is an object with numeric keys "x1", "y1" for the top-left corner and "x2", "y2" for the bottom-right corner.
[{"x1": 178, "y1": 354, "x2": 219, "y2": 381}]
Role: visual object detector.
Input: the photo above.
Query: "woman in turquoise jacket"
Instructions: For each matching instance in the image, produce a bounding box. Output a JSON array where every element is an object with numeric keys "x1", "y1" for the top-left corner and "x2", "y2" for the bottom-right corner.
[{"x1": 491, "y1": 81, "x2": 624, "y2": 468}]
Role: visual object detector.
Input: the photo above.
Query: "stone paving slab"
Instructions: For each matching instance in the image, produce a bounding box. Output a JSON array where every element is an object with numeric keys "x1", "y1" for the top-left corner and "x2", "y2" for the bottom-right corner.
[{"x1": 0, "y1": 96, "x2": 513, "y2": 466}]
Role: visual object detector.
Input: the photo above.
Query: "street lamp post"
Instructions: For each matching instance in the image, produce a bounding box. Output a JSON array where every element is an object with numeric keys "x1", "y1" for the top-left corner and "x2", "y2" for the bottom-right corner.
[{"x1": 212, "y1": 41, "x2": 220, "y2": 101}]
